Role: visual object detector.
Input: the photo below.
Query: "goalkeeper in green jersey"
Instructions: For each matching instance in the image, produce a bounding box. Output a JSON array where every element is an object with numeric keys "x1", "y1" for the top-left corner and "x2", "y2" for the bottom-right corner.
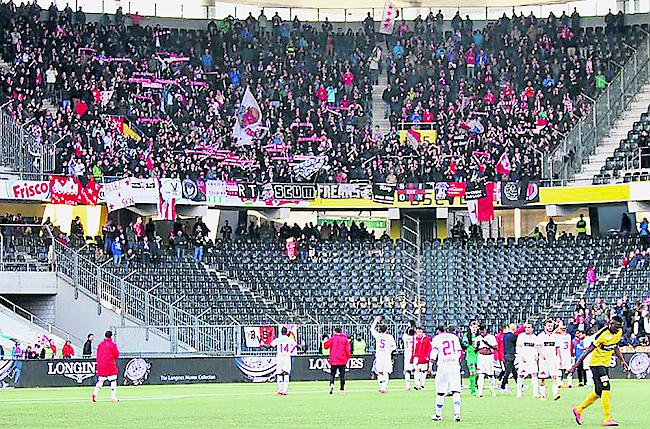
[{"x1": 461, "y1": 320, "x2": 480, "y2": 396}]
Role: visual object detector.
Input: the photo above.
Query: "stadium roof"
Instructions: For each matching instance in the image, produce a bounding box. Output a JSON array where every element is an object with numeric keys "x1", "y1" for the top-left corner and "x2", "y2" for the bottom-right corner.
[{"x1": 218, "y1": 0, "x2": 571, "y2": 9}]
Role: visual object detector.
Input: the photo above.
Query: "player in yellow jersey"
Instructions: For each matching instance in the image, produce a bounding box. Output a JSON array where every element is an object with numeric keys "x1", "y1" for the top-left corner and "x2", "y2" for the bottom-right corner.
[{"x1": 568, "y1": 316, "x2": 629, "y2": 427}]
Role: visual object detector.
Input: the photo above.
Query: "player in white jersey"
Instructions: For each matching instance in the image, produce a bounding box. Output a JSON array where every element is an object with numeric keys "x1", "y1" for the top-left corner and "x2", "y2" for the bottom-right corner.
[
  {"x1": 515, "y1": 323, "x2": 540, "y2": 398},
  {"x1": 473, "y1": 325, "x2": 498, "y2": 397},
  {"x1": 270, "y1": 327, "x2": 297, "y2": 395},
  {"x1": 556, "y1": 326, "x2": 574, "y2": 388},
  {"x1": 402, "y1": 321, "x2": 416, "y2": 390},
  {"x1": 371, "y1": 315, "x2": 397, "y2": 394},
  {"x1": 536, "y1": 319, "x2": 561, "y2": 401},
  {"x1": 429, "y1": 326, "x2": 463, "y2": 422}
]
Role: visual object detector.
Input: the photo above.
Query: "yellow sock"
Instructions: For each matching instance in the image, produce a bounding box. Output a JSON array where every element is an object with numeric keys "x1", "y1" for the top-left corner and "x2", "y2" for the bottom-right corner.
[
  {"x1": 601, "y1": 390, "x2": 612, "y2": 421},
  {"x1": 577, "y1": 392, "x2": 600, "y2": 413}
]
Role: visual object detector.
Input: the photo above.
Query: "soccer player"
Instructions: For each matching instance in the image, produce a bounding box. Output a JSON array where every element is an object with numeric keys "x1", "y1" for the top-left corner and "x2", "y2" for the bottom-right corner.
[
  {"x1": 460, "y1": 321, "x2": 479, "y2": 396},
  {"x1": 570, "y1": 316, "x2": 629, "y2": 427},
  {"x1": 515, "y1": 323, "x2": 539, "y2": 398},
  {"x1": 557, "y1": 326, "x2": 574, "y2": 388},
  {"x1": 271, "y1": 327, "x2": 297, "y2": 396},
  {"x1": 412, "y1": 326, "x2": 432, "y2": 390},
  {"x1": 536, "y1": 318, "x2": 561, "y2": 401},
  {"x1": 402, "y1": 322, "x2": 416, "y2": 390},
  {"x1": 473, "y1": 325, "x2": 497, "y2": 397},
  {"x1": 370, "y1": 315, "x2": 397, "y2": 393},
  {"x1": 429, "y1": 326, "x2": 463, "y2": 422},
  {"x1": 91, "y1": 330, "x2": 120, "y2": 403}
]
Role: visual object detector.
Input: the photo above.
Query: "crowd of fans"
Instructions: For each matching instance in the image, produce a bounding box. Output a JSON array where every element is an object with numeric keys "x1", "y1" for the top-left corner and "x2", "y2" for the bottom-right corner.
[
  {"x1": 95, "y1": 215, "x2": 393, "y2": 266},
  {"x1": 0, "y1": 2, "x2": 639, "y2": 185},
  {"x1": 565, "y1": 296, "x2": 650, "y2": 347},
  {"x1": 2, "y1": 334, "x2": 75, "y2": 360}
]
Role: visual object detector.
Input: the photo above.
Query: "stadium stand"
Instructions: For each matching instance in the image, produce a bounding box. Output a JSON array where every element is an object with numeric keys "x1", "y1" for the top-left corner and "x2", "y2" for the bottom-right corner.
[
  {"x1": 594, "y1": 104, "x2": 650, "y2": 183},
  {"x1": 0, "y1": 3, "x2": 647, "y2": 184}
]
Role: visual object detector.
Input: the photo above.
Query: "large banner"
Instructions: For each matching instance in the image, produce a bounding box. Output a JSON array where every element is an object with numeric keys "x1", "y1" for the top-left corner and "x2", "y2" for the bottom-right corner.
[
  {"x1": 1, "y1": 352, "x2": 644, "y2": 388},
  {"x1": 0, "y1": 180, "x2": 50, "y2": 201},
  {"x1": 104, "y1": 178, "x2": 135, "y2": 212},
  {"x1": 49, "y1": 176, "x2": 80, "y2": 205},
  {"x1": 129, "y1": 177, "x2": 159, "y2": 204}
]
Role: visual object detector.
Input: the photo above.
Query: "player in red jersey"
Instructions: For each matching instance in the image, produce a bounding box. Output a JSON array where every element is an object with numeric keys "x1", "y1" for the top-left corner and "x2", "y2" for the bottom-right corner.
[
  {"x1": 91, "y1": 331, "x2": 120, "y2": 403},
  {"x1": 412, "y1": 326, "x2": 432, "y2": 390}
]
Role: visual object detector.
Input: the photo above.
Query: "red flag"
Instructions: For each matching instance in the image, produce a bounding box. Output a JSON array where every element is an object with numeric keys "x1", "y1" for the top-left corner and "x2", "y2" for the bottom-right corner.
[
  {"x1": 477, "y1": 182, "x2": 495, "y2": 222},
  {"x1": 78, "y1": 179, "x2": 101, "y2": 206},
  {"x1": 259, "y1": 326, "x2": 276, "y2": 346},
  {"x1": 495, "y1": 152, "x2": 512, "y2": 175}
]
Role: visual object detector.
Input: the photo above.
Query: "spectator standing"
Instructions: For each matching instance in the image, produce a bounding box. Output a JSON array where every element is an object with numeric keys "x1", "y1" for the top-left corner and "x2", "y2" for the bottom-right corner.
[
  {"x1": 91, "y1": 331, "x2": 120, "y2": 403},
  {"x1": 576, "y1": 214, "x2": 587, "y2": 237},
  {"x1": 546, "y1": 218, "x2": 557, "y2": 242},
  {"x1": 62, "y1": 340, "x2": 74, "y2": 359},
  {"x1": 586, "y1": 265, "x2": 597, "y2": 288},
  {"x1": 174, "y1": 231, "x2": 189, "y2": 260},
  {"x1": 83, "y1": 333, "x2": 94, "y2": 358},
  {"x1": 111, "y1": 239, "x2": 123, "y2": 265},
  {"x1": 221, "y1": 220, "x2": 232, "y2": 241},
  {"x1": 193, "y1": 229, "x2": 206, "y2": 262},
  {"x1": 12, "y1": 342, "x2": 21, "y2": 359},
  {"x1": 323, "y1": 327, "x2": 351, "y2": 394}
]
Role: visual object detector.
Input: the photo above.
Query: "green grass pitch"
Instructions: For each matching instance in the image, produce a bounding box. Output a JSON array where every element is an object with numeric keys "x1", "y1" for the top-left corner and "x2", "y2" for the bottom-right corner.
[{"x1": 1, "y1": 379, "x2": 648, "y2": 428}]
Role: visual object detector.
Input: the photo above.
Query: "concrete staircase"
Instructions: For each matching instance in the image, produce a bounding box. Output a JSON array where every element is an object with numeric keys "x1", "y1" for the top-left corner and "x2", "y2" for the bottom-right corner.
[
  {"x1": 371, "y1": 70, "x2": 391, "y2": 132},
  {"x1": 573, "y1": 83, "x2": 650, "y2": 183}
]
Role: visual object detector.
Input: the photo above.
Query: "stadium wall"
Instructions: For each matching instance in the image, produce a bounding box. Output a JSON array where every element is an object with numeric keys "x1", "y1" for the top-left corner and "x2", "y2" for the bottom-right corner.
[{"x1": 1, "y1": 354, "x2": 646, "y2": 388}]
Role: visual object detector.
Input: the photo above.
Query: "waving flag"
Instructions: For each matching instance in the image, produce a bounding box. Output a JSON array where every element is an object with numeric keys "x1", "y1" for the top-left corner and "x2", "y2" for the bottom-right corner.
[
  {"x1": 379, "y1": 1, "x2": 398, "y2": 35},
  {"x1": 232, "y1": 87, "x2": 262, "y2": 146},
  {"x1": 495, "y1": 152, "x2": 512, "y2": 175}
]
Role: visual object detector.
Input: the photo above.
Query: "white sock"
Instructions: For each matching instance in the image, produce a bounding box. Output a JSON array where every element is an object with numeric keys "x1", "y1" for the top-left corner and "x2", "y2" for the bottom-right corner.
[
  {"x1": 452, "y1": 392, "x2": 461, "y2": 416},
  {"x1": 110, "y1": 380, "x2": 117, "y2": 400},
  {"x1": 420, "y1": 371, "x2": 426, "y2": 388},
  {"x1": 477, "y1": 374, "x2": 485, "y2": 396},
  {"x1": 552, "y1": 379, "x2": 559, "y2": 398},
  {"x1": 516, "y1": 377, "x2": 524, "y2": 397},
  {"x1": 539, "y1": 381, "x2": 547, "y2": 398},
  {"x1": 490, "y1": 376, "x2": 495, "y2": 395},
  {"x1": 414, "y1": 370, "x2": 421, "y2": 388},
  {"x1": 435, "y1": 394, "x2": 445, "y2": 417},
  {"x1": 93, "y1": 377, "x2": 104, "y2": 396},
  {"x1": 283, "y1": 375, "x2": 290, "y2": 393},
  {"x1": 567, "y1": 373, "x2": 573, "y2": 387},
  {"x1": 277, "y1": 376, "x2": 283, "y2": 392},
  {"x1": 532, "y1": 376, "x2": 539, "y2": 397},
  {"x1": 405, "y1": 371, "x2": 411, "y2": 388},
  {"x1": 383, "y1": 374, "x2": 389, "y2": 391}
]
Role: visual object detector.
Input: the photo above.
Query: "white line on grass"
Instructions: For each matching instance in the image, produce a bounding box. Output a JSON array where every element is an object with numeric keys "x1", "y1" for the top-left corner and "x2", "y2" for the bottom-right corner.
[{"x1": 0, "y1": 387, "x2": 384, "y2": 405}]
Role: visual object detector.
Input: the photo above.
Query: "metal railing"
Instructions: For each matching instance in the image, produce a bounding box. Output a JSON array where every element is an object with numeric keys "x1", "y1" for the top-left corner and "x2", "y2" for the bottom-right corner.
[
  {"x1": 0, "y1": 294, "x2": 82, "y2": 345},
  {"x1": 110, "y1": 322, "x2": 407, "y2": 356},
  {"x1": 401, "y1": 215, "x2": 422, "y2": 326},
  {"x1": 547, "y1": 30, "x2": 650, "y2": 183},
  {"x1": 51, "y1": 239, "x2": 217, "y2": 349},
  {"x1": 0, "y1": 104, "x2": 56, "y2": 179}
]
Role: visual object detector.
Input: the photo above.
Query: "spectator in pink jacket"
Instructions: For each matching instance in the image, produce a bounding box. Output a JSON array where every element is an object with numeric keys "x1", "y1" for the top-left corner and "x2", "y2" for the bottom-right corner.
[
  {"x1": 586, "y1": 266, "x2": 597, "y2": 287},
  {"x1": 324, "y1": 327, "x2": 350, "y2": 394}
]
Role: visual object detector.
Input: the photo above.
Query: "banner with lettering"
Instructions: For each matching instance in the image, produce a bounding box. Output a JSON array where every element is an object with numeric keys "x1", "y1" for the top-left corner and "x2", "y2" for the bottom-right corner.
[
  {"x1": 317, "y1": 182, "x2": 372, "y2": 200},
  {"x1": 104, "y1": 178, "x2": 135, "y2": 212},
  {"x1": 0, "y1": 180, "x2": 50, "y2": 201}
]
